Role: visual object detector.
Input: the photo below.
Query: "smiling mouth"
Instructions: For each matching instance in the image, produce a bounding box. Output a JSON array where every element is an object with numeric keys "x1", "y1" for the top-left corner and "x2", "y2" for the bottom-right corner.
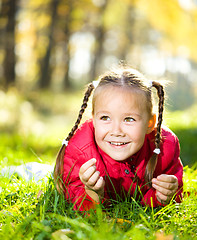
[{"x1": 109, "y1": 142, "x2": 129, "y2": 146}]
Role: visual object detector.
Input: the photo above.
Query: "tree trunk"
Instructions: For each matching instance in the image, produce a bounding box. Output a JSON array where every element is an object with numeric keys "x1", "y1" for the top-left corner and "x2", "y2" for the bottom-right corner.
[
  {"x1": 120, "y1": 5, "x2": 136, "y2": 61},
  {"x1": 90, "y1": 0, "x2": 108, "y2": 81},
  {"x1": 62, "y1": 0, "x2": 72, "y2": 89},
  {"x1": 2, "y1": 0, "x2": 18, "y2": 88},
  {"x1": 39, "y1": 0, "x2": 59, "y2": 89}
]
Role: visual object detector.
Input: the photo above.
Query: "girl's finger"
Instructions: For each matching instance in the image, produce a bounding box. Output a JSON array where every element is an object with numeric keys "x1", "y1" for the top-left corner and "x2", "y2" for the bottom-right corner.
[
  {"x1": 87, "y1": 171, "x2": 100, "y2": 186},
  {"x1": 152, "y1": 183, "x2": 173, "y2": 196},
  {"x1": 156, "y1": 191, "x2": 170, "y2": 203},
  {"x1": 157, "y1": 174, "x2": 177, "y2": 183},
  {"x1": 93, "y1": 176, "x2": 105, "y2": 191},
  {"x1": 152, "y1": 178, "x2": 175, "y2": 190},
  {"x1": 81, "y1": 165, "x2": 97, "y2": 182},
  {"x1": 79, "y1": 158, "x2": 96, "y2": 175}
]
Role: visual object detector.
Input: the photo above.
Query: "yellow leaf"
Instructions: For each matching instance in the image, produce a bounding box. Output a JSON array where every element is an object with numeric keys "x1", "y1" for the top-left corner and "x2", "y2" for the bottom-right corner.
[
  {"x1": 116, "y1": 218, "x2": 134, "y2": 225},
  {"x1": 155, "y1": 232, "x2": 174, "y2": 240}
]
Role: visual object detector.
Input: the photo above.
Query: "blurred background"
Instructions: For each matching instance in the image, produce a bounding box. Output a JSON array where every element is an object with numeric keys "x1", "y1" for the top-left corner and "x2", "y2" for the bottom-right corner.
[{"x1": 0, "y1": 0, "x2": 197, "y2": 168}]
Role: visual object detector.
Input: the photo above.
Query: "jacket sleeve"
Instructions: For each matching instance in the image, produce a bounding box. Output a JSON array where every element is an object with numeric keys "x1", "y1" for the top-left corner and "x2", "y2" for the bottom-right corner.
[
  {"x1": 141, "y1": 133, "x2": 183, "y2": 207},
  {"x1": 62, "y1": 144, "x2": 97, "y2": 211}
]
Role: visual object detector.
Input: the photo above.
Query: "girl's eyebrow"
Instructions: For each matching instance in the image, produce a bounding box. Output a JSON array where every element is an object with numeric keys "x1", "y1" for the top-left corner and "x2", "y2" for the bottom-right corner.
[
  {"x1": 95, "y1": 111, "x2": 110, "y2": 116},
  {"x1": 124, "y1": 112, "x2": 142, "y2": 117},
  {"x1": 95, "y1": 111, "x2": 142, "y2": 118}
]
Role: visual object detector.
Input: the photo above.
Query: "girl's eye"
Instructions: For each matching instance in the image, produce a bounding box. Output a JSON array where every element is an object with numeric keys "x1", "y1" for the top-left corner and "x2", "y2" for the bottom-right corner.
[
  {"x1": 124, "y1": 117, "x2": 135, "y2": 122},
  {"x1": 100, "y1": 116, "x2": 110, "y2": 121}
]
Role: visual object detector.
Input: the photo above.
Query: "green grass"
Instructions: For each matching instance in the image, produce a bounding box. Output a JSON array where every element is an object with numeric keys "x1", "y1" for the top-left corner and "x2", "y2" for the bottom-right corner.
[
  {"x1": 0, "y1": 169, "x2": 197, "y2": 239},
  {"x1": 164, "y1": 105, "x2": 197, "y2": 167},
  {"x1": 0, "y1": 89, "x2": 197, "y2": 239}
]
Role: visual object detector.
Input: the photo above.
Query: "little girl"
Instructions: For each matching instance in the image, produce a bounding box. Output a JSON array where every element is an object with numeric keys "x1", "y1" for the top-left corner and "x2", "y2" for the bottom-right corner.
[{"x1": 54, "y1": 67, "x2": 183, "y2": 211}]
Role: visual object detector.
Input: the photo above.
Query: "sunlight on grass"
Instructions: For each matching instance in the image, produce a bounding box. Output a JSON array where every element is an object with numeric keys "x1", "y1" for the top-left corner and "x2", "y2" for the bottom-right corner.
[
  {"x1": 164, "y1": 104, "x2": 197, "y2": 129},
  {"x1": 0, "y1": 88, "x2": 85, "y2": 166},
  {"x1": 164, "y1": 104, "x2": 197, "y2": 167}
]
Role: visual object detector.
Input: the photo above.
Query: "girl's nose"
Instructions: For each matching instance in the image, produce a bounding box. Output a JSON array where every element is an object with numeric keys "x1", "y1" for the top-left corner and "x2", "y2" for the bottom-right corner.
[{"x1": 110, "y1": 121, "x2": 125, "y2": 137}]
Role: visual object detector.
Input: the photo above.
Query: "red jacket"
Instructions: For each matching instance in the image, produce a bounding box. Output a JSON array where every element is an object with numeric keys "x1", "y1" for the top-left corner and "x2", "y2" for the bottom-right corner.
[{"x1": 63, "y1": 119, "x2": 183, "y2": 211}]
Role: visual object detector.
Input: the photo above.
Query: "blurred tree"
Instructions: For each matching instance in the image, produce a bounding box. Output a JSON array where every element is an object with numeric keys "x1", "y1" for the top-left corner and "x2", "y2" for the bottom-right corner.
[
  {"x1": 61, "y1": 0, "x2": 73, "y2": 89},
  {"x1": 136, "y1": 0, "x2": 197, "y2": 62},
  {"x1": 166, "y1": 72, "x2": 195, "y2": 111},
  {"x1": 39, "y1": 0, "x2": 60, "y2": 88},
  {"x1": 90, "y1": 0, "x2": 108, "y2": 80},
  {"x1": 0, "y1": 0, "x2": 196, "y2": 100},
  {"x1": 55, "y1": 0, "x2": 102, "y2": 88},
  {"x1": 0, "y1": 0, "x2": 18, "y2": 88},
  {"x1": 119, "y1": 4, "x2": 136, "y2": 60}
]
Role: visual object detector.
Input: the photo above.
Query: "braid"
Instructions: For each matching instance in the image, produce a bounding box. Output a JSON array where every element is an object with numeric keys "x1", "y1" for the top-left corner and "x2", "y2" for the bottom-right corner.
[
  {"x1": 66, "y1": 83, "x2": 94, "y2": 141},
  {"x1": 54, "y1": 83, "x2": 95, "y2": 192},
  {"x1": 153, "y1": 81, "x2": 164, "y2": 148},
  {"x1": 145, "y1": 81, "x2": 164, "y2": 186}
]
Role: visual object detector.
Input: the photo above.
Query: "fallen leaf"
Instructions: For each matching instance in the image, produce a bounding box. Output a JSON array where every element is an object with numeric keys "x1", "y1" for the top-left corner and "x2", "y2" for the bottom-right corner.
[
  {"x1": 51, "y1": 229, "x2": 74, "y2": 240},
  {"x1": 37, "y1": 190, "x2": 44, "y2": 199},
  {"x1": 155, "y1": 231, "x2": 174, "y2": 240}
]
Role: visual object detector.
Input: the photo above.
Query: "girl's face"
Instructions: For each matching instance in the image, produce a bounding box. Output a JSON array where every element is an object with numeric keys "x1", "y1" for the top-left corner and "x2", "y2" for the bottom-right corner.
[{"x1": 93, "y1": 86, "x2": 156, "y2": 161}]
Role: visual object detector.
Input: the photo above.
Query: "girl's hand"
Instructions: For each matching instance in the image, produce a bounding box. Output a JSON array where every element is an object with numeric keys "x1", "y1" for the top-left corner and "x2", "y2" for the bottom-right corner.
[
  {"x1": 79, "y1": 158, "x2": 105, "y2": 202},
  {"x1": 152, "y1": 174, "x2": 178, "y2": 205}
]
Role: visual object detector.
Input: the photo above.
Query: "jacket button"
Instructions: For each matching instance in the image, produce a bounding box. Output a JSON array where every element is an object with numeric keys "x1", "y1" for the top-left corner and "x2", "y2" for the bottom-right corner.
[{"x1": 125, "y1": 169, "x2": 130, "y2": 174}]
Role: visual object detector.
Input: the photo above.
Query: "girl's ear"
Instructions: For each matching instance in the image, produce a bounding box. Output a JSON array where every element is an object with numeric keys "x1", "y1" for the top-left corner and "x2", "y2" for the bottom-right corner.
[{"x1": 147, "y1": 114, "x2": 156, "y2": 134}]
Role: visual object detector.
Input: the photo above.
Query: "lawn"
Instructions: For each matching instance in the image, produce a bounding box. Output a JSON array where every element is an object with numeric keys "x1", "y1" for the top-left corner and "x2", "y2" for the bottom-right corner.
[{"x1": 0, "y1": 89, "x2": 197, "y2": 239}]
